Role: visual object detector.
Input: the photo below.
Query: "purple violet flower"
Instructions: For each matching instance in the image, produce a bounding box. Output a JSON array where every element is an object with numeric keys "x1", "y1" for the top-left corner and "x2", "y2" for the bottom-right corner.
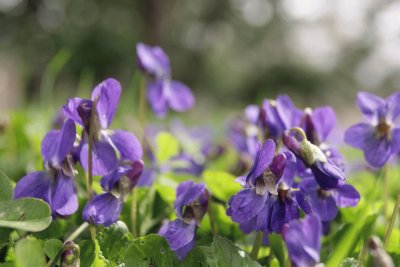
[
  {"x1": 283, "y1": 214, "x2": 322, "y2": 267},
  {"x1": 83, "y1": 160, "x2": 144, "y2": 226},
  {"x1": 136, "y1": 43, "x2": 195, "y2": 118},
  {"x1": 14, "y1": 119, "x2": 78, "y2": 217},
  {"x1": 295, "y1": 177, "x2": 360, "y2": 222},
  {"x1": 259, "y1": 95, "x2": 303, "y2": 140},
  {"x1": 344, "y1": 91, "x2": 400, "y2": 168},
  {"x1": 63, "y1": 78, "x2": 143, "y2": 176},
  {"x1": 159, "y1": 181, "x2": 209, "y2": 260},
  {"x1": 227, "y1": 139, "x2": 299, "y2": 234},
  {"x1": 302, "y1": 106, "x2": 336, "y2": 146},
  {"x1": 283, "y1": 129, "x2": 346, "y2": 190}
]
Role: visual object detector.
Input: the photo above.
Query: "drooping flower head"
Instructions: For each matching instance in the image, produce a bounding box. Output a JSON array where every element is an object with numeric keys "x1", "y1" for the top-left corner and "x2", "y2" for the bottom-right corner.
[
  {"x1": 63, "y1": 78, "x2": 142, "y2": 176},
  {"x1": 159, "y1": 181, "x2": 209, "y2": 260},
  {"x1": 344, "y1": 91, "x2": 400, "y2": 168},
  {"x1": 136, "y1": 43, "x2": 195, "y2": 118},
  {"x1": 283, "y1": 128, "x2": 346, "y2": 190},
  {"x1": 283, "y1": 214, "x2": 322, "y2": 267},
  {"x1": 227, "y1": 139, "x2": 299, "y2": 234},
  {"x1": 83, "y1": 160, "x2": 144, "y2": 226},
  {"x1": 14, "y1": 119, "x2": 78, "y2": 217}
]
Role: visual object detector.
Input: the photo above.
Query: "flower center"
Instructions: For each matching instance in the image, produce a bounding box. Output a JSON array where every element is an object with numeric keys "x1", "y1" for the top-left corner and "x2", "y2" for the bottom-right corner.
[{"x1": 376, "y1": 119, "x2": 391, "y2": 139}]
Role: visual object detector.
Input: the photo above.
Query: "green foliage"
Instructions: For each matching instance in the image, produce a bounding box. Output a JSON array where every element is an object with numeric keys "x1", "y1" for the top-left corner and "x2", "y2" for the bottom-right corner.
[
  {"x1": 136, "y1": 187, "x2": 171, "y2": 236},
  {"x1": 79, "y1": 239, "x2": 110, "y2": 267},
  {"x1": 14, "y1": 237, "x2": 46, "y2": 267},
  {"x1": 206, "y1": 235, "x2": 261, "y2": 267},
  {"x1": 124, "y1": 234, "x2": 174, "y2": 267},
  {"x1": 203, "y1": 170, "x2": 241, "y2": 202},
  {"x1": 177, "y1": 246, "x2": 209, "y2": 267},
  {"x1": 97, "y1": 221, "x2": 133, "y2": 265},
  {"x1": 326, "y1": 214, "x2": 377, "y2": 267},
  {"x1": 269, "y1": 233, "x2": 287, "y2": 267},
  {"x1": 43, "y1": 239, "x2": 64, "y2": 264},
  {"x1": 155, "y1": 132, "x2": 180, "y2": 163},
  {"x1": 0, "y1": 170, "x2": 13, "y2": 201},
  {"x1": 0, "y1": 197, "x2": 52, "y2": 232}
]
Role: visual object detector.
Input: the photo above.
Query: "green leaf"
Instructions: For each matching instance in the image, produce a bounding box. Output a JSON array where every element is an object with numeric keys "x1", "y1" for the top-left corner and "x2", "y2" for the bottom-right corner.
[
  {"x1": 155, "y1": 132, "x2": 180, "y2": 163},
  {"x1": 97, "y1": 221, "x2": 133, "y2": 265},
  {"x1": 14, "y1": 237, "x2": 46, "y2": 267},
  {"x1": 79, "y1": 239, "x2": 111, "y2": 267},
  {"x1": 177, "y1": 246, "x2": 209, "y2": 267},
  {"x1": 339, "y1": 257, "x2": 359, "y2": 267},
  {"x1": 269, "y1": 233, "x2": 287, "y2": 267},
  {"x1": 0, "y1": 197, "x2": 52, "y2": 232},
  {"x1": 207, "y1": 235, "x2": 262, "y2": 267},
  {"x1": 136, "y1": 187, "x2": 171, "y2": 236},
  {"x1": 203, "y1": 170, "x2": 241, "y2": 201},
  {"x1": 0, "y1": 170, "x2": 13, "y2": 201},
  {"x1": 43, "y1": 239, "x2": 63, "y2": 263},
  {"x1": 124, "y1": 234, "x2": 174, "y2": 267},
  {"x1": 326, "y1": 214, "x2": 377, "y2": 267},
  {"x1": 0, "y1": 228, "x2": 12, "y2": 250}
]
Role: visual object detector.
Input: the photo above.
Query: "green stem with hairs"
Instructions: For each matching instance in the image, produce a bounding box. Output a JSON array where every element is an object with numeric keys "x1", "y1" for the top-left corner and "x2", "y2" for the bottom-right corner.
[
  {"x1": 130, "y1": 74, "x2": 147, "y2": 238},
  {"x1": 250, "y1": 231, "x2": 263, "y2": 261},
  {"x1": 383, "y1": 193, "x2": 400, "y2": 249}
]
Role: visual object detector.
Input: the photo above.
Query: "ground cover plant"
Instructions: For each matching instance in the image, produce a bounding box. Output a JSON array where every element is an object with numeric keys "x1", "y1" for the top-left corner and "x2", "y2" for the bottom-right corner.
[{"x1": 0, "y1": 43, "x2": 399, "y2": 267}]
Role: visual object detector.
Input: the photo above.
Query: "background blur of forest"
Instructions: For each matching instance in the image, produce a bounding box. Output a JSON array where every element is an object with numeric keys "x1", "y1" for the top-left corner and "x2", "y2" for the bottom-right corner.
[{"x1": 1, "y1": 0, "x2": 400, "y2": 126}]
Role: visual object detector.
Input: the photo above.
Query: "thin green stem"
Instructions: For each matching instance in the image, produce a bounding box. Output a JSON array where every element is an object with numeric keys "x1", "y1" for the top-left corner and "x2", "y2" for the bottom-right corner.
[
  {"x1": 358, "y1": 239, "x2": 368, "y2": 267},
  {"x1": 250, "y1": 231, "x2": 263, "y2": 261},
  {"x1": 383, "y1": 164, "x2": 389, "y2": 222},
  {"x1": 207, "y1": 193, "x2": 216, "y2": 237},
  {"x1": 130, "y1": 188, "x2": 138, "y2": 238},
  {"x1": 65, "y1": 222, "x2": 89, "y2": 242},
  {"x1": 289, "y1": 127, "x2": 307, "y2": 141},
  {"x1": 383, "y1": 193, "x2": 400, "y2": 249},
  {"x1": 87, "y1": 98, "x2": 98, "y2": 240},
  {"x1": 130, "y1": 74, "x2": 147, "y2": 238}
]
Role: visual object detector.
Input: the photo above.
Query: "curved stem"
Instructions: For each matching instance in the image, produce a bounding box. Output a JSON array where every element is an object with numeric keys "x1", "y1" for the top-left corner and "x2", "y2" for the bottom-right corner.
[
  {"x1": 65, "y1": 222, "x2": 89, "y2": 242},
  {"x1": 383, "y1": 193, "x2": 400, "y2": 249},
  {"x1": 250, "y1": 231, "x2": 263, "y2": 261},
  {"x1": 289, "y1": 127, "x2": 307, "y2": 141}
]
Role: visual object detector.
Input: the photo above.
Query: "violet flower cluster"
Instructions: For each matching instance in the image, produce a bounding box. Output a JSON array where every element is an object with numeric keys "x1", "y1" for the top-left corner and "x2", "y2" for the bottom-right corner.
[
  {"x1": 159, "y1": 181, "x2": 209, "y2": 260},
  {"x1": 136, "y1": 43, "x2": 195, "y2": 118},
  {"x1": 14, "y1": 78, "x2": 144, "y2": 226},
  {"x1": 227, "y1": 95, "x2": 360, "y2": 266}
]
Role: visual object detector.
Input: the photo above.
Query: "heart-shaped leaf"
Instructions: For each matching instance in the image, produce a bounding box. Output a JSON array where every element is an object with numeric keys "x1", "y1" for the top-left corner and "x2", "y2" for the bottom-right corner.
[
  {"x1": 0, "y1": 170, "x2": 13, "y2": 201},
  {"x1": 0, "y1": 197, "x2": 52, "y2": 232}
]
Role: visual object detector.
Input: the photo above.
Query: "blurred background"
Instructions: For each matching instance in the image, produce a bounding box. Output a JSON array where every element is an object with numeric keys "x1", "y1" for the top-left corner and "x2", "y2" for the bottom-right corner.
[{"x1": 1, "y1": 0, "x2": 400, "y2": 125}]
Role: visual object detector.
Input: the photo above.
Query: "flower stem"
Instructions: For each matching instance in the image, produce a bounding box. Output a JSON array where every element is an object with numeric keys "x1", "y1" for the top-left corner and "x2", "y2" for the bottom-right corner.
[
  {"x1": 383, "y1": 164, "x2": 389, "y2": 222},
  {"x1": 65, "y1": 222, "x2": 89, "y2": 242},
  {"x1": 250, "y1": 231, "x2": 263, "y2": 261},
  {"x1": 87, "y1": 97, "x2": 98, "y2": 240},
  {"x1": 130, "y1": 74, "x2": 146, "y2": 238},
  {"x1": 130, "y1": 188, "x2": 138, "y2": 238},
  {"x1": 383, "y1": 193, "x2": 400, "y2": 249},
  {"x1": 207, "y1": 193, "x2": 216, "y2": 237}
]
